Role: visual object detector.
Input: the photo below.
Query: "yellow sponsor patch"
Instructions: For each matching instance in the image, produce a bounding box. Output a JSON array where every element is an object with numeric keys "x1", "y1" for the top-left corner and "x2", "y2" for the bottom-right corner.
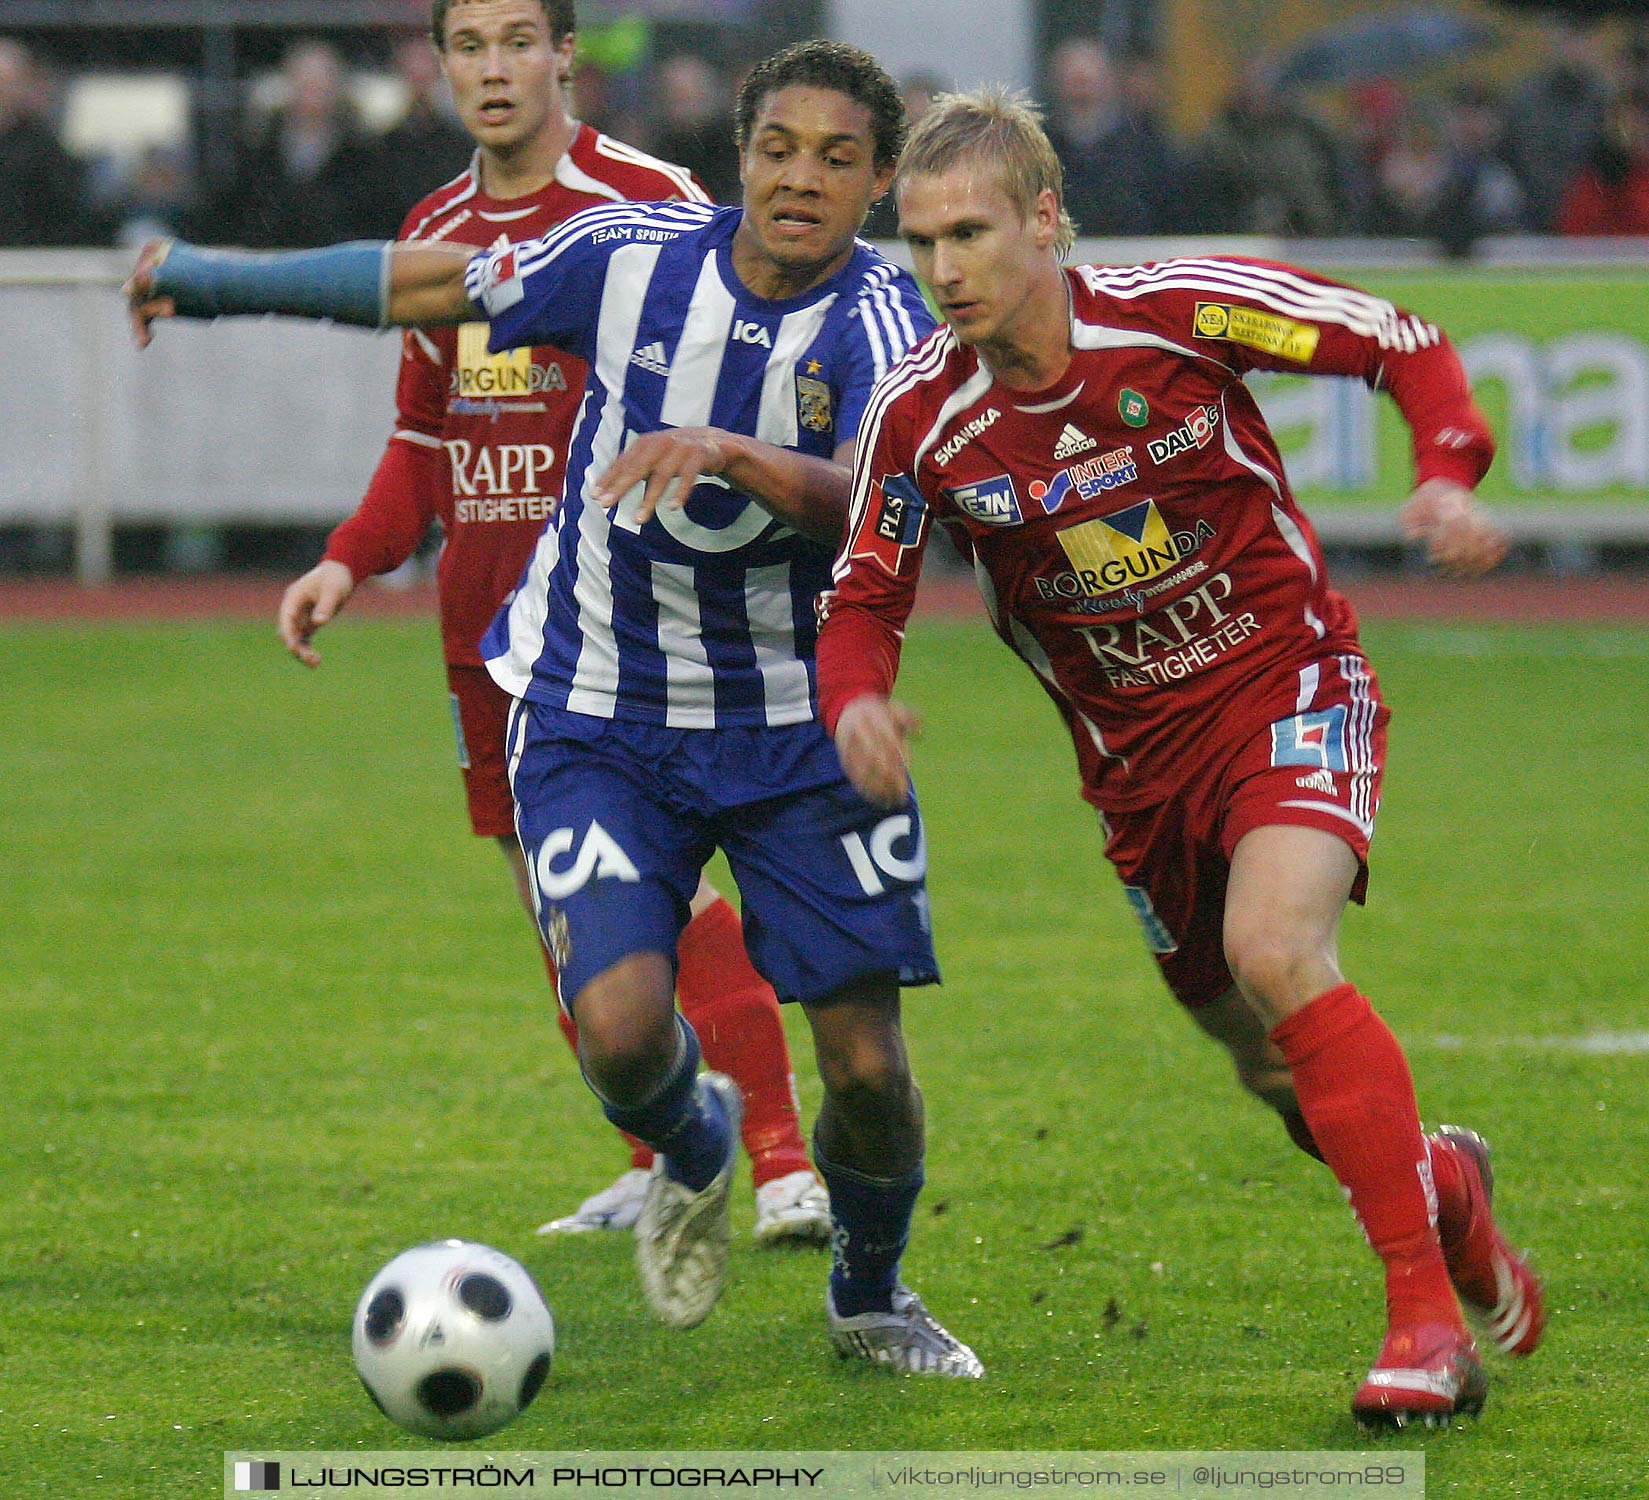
[
  {"x1": 455, "y1": 321, "x2": 537, "y2": 397},
  {"x1": 1055, "y1": 498, "x2": 1181, "y2": 592},
  {"x1": 1193, "y1": 302, "x2": 1320, "y2": 363}
]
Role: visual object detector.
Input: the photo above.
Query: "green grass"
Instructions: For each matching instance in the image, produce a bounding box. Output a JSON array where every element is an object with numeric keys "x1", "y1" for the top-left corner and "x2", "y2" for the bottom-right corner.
[{"x1": 4, "y1": 615, "x2": 1647, "y2": 1497}]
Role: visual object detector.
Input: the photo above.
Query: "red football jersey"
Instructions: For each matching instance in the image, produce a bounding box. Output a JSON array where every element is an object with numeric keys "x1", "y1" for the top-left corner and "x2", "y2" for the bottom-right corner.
[
  {"x1": 324, "y1": 125, "x2": 709, "y2": 664},
  {"x1": 818, "y1": 257, "x2": 1495, "y2": 811}
]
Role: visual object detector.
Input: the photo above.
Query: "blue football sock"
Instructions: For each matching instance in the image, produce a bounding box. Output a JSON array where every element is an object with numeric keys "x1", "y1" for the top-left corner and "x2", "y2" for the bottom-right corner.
[
  {"x1": 815, "y1": 1143, "x2": 923, "y2": 1317},
  {"x1": 591, "y1": 1016, "x2": 730, "y2": 1193}
]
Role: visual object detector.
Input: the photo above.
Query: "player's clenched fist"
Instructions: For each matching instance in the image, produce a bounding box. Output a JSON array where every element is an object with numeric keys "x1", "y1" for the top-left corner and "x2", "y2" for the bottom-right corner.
[
  {"x1": 123, "y1": 238, "x2": 175, "y2": 349},
  {"x1": 833, "y1": 694, "x2": 922, "y2": 810},
  {"x1": 1399, "y1": 478, "x2": 1508, "y2": 578}
]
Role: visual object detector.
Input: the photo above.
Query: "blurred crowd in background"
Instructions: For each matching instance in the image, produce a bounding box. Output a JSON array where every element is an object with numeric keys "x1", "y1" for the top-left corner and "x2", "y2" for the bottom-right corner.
[{"x1": 2, "y1": 14, "x2": 1648, "y2": 256}]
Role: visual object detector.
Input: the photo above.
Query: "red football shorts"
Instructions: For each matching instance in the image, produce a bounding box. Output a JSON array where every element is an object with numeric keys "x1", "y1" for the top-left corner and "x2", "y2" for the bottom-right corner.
[
  {"x1": 1099, "y1": 684, "x2": 1389, "y2": 1009},
  {"x1": 446, "y1": 662, "x2": 516, "y2": 839}
]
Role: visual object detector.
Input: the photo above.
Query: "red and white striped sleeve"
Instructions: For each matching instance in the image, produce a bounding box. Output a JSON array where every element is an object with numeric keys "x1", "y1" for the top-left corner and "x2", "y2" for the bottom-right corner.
[
  {"x1": 815, "y1": 373, "x2": 933, "y2": 734},
  {"x1": 1081, "y1": 257, "x2": 1495, "y2": 490}
]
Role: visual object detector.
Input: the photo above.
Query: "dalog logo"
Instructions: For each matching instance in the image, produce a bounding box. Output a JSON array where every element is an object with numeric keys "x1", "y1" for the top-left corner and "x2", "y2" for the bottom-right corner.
[{"x1": 1146, "y1": 404, "x2": 1221, "y2": 465}]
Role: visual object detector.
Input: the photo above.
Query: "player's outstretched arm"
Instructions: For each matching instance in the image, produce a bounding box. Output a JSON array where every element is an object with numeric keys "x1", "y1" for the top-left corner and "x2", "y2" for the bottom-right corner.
[
  {"x1": 591, "y1": 428, "x2": 851, "y2": 545},
  {"x1": 124, "y1": 238, "x2": 477, "y2": 346},
  {"x1": 1398, "y1": 478, "x2": 1507, "y2": 578},
  {"x1": 277, "y1": 559, "x2": 357, "y2": 669},
  {"x1": 832, "y1": 694, "x2": 923, "y2": 810}
]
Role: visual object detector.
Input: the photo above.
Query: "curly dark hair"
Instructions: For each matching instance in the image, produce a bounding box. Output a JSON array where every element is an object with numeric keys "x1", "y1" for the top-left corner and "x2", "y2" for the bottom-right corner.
[
  {"x1": 431, "y1": 0, "x2": 575, "y2": 48},
  {"x1": 735, "y1": 40, "x2": 906, "y2": 169}
]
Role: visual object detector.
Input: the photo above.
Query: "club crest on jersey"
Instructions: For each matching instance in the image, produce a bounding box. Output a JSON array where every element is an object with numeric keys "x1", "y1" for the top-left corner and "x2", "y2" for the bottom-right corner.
[
  {"x1": 1118, "y1": 388, "x2": 1150, "y2": 428},
  {"x1": 1028, "y1": 446, "x2": 1138, "y2": 514},
  {"x1": 1193, "y1": 301, "x2": 1321, "y2": 363},
  {"x1": 944, "y1": 474, "x2": 1021, "y2": 527},
  {"x1": 1146, "y1": 404, "x2": 1221, "y2": 465},
  {"x1": 857, "y1": 472, "x2": 928, "y2": 574},
  {"x1": 1054, "y1": 498, "x2": 1193, "y2": 593},
  {"x1": 796, "y1": 375, "x2": 833, "y2": 433}
]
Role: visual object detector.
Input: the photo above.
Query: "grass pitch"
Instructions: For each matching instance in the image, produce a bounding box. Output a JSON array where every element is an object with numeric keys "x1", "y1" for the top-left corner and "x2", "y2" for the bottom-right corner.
[{"x1": 4, "y1": 613, "x2": 1647, "y2": 1497}]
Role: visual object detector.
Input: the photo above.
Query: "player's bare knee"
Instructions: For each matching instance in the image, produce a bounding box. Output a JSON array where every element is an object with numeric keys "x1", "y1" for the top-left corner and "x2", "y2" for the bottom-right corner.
[
  {"x1": 813, "y1": 1026, "x2": 917, "y2": 1158},
  {"x1": 568, "y1": 955, "x2": 676, "y2": 1102},
  {"x1": 817, "y1": 1069, "x2": 924, "y2": 1176},
  {"x1": 817, "y1": 1038, "x2": 913, "y2": 1118},
  {"x1": 1223, "y1": 927, "x2": 1335, "y2": 1019}
]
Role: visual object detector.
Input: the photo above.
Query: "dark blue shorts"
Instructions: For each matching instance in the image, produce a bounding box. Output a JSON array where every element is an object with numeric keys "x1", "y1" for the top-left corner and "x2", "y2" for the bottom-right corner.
[{"x1": 505, "y1": 701, "x2": 940, "y2": 1005}]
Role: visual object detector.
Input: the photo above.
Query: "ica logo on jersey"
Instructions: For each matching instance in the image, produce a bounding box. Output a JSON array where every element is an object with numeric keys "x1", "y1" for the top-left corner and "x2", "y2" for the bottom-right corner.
[
  {"x1": 840, "y1": 814, "x2": 927, "y2": 896},
  {"x1": 732, "y1": 319, "x2": 774, "y2": 348}
]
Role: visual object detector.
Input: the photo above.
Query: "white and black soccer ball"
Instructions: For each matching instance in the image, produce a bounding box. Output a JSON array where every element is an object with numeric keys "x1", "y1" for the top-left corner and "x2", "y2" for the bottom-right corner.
[{"x1": 352, "y1": 1240, "x2": 555, "y2": 1441}]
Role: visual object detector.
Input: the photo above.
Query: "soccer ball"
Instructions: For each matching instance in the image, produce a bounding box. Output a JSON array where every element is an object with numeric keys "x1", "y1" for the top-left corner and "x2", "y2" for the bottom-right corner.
[{"x1": 351, "y1": 1240, "x2": 555, "y2": 1440}]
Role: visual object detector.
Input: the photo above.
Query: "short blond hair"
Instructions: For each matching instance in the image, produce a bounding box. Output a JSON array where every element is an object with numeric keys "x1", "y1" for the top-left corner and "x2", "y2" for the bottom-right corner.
[{"x1": 894, "y1": 86, "x2": 1077, "y2": 257}]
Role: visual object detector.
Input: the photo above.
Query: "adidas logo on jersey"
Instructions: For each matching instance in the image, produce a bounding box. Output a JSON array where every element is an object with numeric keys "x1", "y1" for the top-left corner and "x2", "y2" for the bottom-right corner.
[
  {"x1": 631, "y1": 340, "x2": 670, "y2": 376},
  {"x1": 1053, "y1": 423, "x2": 1098, "y2": 460},
  {"x1": 1295, "y1": 769, "x2": 1338, "y2": 795}
]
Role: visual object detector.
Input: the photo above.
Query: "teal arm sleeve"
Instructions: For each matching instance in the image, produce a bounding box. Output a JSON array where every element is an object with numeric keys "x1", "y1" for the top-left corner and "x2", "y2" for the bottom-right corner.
[{"x1": 150, "y1": 241, "x2": 391, "y2": 328}]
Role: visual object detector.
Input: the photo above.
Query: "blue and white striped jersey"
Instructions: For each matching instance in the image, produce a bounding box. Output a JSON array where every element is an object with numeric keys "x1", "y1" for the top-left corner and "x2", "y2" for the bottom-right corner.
[{"x1": 464, "y1": 201, "x2": 936, "y2": 727}]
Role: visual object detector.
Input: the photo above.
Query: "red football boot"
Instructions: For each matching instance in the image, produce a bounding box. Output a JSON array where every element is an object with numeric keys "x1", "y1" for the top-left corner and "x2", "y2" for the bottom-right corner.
[
  {"x1": 1431, "y1": 1125, "x2": 1546, "y2": 1357},
  {"x1": 1352, "y1": 1320, "x2": 1488, "y2": 1430}
]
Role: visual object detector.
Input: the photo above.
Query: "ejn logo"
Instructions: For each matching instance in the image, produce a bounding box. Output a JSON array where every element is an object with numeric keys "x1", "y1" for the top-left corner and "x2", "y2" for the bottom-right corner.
[{"x1": 234, "y1": 1461, "x2": 281, "y2": 1492}]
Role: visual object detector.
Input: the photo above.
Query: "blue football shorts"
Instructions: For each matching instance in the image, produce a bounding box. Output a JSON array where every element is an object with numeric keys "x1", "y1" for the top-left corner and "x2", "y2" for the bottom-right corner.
[{"x1": 505, "y1": 700, "x2": 941, "y2": 1006}]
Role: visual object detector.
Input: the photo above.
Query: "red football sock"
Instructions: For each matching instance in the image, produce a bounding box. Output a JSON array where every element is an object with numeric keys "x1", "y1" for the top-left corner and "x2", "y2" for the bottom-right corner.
[
  {"x1": 551, "y1": 957, "x2": 652, "y2": 1172},
  {"x1": 1284, "y1": 1110, "x2": 1474, "y2": 1238},
  {"x1": 1270, "y1": 984, "x2": 1462, "y2": 1329},
  {"x1": 675, "y1": 897, "x2": 810, "y2": 1186}
]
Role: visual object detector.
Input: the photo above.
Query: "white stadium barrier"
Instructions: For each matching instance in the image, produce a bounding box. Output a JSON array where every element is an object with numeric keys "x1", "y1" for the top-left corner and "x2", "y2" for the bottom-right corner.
[
  {"x1": 3, "y1": 243, "x2": 1646, "y2": 584},
  {"x1": 0, "y1": 249, "x2": 399, "y2": 581}
]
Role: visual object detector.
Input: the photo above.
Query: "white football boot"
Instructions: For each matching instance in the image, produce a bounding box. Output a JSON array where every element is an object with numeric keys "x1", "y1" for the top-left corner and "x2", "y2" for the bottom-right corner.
[
  {"x1": 827, "y1": 1282, "x2": 984, "y2": 1377},
  {"x1": 536, "y1": 1166, "x2": 652, "y2": 1235},
  {"x1": 753, "y1": 1169, "x2": 832, "y2": 1246},
  {"x1": 635, "y1": 1073, "x2": 743, "y2": 1328}
]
